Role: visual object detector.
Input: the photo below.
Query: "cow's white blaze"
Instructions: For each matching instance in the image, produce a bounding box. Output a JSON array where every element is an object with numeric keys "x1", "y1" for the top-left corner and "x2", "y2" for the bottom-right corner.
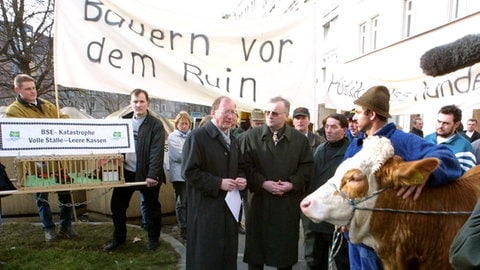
[{"x1": 301, "y1": 136, "x2": 394, "y2": 247}]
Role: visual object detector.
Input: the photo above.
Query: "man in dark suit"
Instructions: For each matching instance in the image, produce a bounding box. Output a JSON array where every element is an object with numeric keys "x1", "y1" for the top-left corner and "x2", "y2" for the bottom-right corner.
[
  {"x1": 465, "y1": 118, "x2": 480, "y2": 142},
  {"x1": 410, "y1": 117, "x2": 424, "y2": 137}
]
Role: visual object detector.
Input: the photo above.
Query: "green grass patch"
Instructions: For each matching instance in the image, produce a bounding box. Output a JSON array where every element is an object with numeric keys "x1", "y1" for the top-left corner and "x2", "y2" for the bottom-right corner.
[{"x1": 0, "y1": 222, "x2": 179, "y2": 269}]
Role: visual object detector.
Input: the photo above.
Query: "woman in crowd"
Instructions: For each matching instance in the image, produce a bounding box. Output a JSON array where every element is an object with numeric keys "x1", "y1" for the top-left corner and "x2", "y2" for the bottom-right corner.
[{"x1": 168, "y1": 111, "x2": 192, "y2": 240}]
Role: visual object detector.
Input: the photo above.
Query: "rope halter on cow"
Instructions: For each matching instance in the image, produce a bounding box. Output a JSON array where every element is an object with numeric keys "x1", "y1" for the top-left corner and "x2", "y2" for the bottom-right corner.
[
  {"x1": 332, "y1": 183, "x2": 473, "y2": 216},
  {"x1": 332, "y1": 183, "x2": 388, "y2": 208},
  {"x1": 328, "y1": 226, "x2": 344, "y2": 270}
]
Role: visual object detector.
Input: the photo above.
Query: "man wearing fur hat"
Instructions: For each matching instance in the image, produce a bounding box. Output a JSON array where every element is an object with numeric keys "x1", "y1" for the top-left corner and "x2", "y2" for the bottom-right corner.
[{"x1": 343, "y1": 85, "x2": 462, "y2": 270}]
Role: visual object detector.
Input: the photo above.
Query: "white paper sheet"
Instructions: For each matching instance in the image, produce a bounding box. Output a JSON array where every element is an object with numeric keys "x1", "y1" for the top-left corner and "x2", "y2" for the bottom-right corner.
[{"x1": 225, "y1": 188, "x2": 242, "y2": 222}]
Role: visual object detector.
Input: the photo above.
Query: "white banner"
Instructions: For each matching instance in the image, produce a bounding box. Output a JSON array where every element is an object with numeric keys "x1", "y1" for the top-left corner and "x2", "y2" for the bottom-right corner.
[
  {"x1": 321, "y1": 13, "x2": 480, "y2": 115},
  {"x1": 0, "y1": 118, "x2": 134, "y2": 156},
  {"x1": 54, "y1": 0, "x2": 317, "y2": 113},
  {"x1": 325, "y1": 63, "x2": 480, "y2": 115}
]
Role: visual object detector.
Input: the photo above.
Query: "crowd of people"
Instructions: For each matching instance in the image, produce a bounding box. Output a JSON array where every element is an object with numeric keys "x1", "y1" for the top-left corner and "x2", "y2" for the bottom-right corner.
[
  {"x1": 178, "y1": 86, "x2": 478, "y2": 269},
  {"x1": 4, "y1": 74, "x2": 479, "y2": 269}
]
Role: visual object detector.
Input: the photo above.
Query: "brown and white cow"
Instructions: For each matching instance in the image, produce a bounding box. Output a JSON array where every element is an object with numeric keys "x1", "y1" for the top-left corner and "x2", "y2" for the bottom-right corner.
[{"x1": 300, "y1": 136, "x2": 480, "y2": 270}]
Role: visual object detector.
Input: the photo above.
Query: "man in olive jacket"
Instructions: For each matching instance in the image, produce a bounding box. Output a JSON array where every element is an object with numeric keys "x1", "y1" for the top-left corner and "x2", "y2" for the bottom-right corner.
[
  {"x1": 240, "y1": 96, "x2": 313, "y2": 269},
  {"x1": 6, "y1": 74, "x2": 76, "y2": 242}
]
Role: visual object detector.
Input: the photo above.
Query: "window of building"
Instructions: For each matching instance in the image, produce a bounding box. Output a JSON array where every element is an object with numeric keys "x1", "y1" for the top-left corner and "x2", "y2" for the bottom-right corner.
[
  {"x1": 449, "y1": 0, "x2": 468, "y2": 20},
  {"x1": 359, "y1": 22, "x2": 367, "y2": 54},
  {"x1": 404, "y1": 0, "x2": 413, "y2": 38},
  {"x1": 321, "y1": 66, "x2": 326, "y2": 84},
  {"x1": 371, "y1": 16, "x2": 378, "y2": 50},
  {"x1": 323, "y1": 21, "x2": 330, "y2": 41},
  {"x1": 450, "y1": 0, "x2": 460, "y2": 18}
]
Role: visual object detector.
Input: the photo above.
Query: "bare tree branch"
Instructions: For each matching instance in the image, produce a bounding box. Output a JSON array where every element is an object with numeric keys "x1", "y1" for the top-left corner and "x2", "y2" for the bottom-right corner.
[{"x1": 0, "y1": 0, "x2": 55, "y2": 104}]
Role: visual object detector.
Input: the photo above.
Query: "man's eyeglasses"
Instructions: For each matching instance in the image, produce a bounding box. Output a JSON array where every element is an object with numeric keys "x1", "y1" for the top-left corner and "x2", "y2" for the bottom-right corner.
[
  {"x1": 264, "y1": 110, "x2": 285, "y2": 117},
  {"x1": 216, "y1": 110, "x2": 238, "y2": 116}
]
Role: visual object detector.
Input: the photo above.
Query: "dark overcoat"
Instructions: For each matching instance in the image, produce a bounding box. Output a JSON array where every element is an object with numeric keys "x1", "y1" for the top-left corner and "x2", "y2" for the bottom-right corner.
[
  {"x1": 308, "y1": 137, "x2": 350, "y2": 233},
  {"x1": 182, "y1": 120, "x2": 245, "y2": 270},
  {"x1": 240, "y1": 124, "x2": 313, "y2": 267}
]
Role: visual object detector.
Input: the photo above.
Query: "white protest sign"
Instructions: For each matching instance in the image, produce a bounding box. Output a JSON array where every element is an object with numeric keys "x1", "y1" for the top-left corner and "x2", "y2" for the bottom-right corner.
[{"x1": 0, "y1": 118, "x2": 134, "y2": 156}]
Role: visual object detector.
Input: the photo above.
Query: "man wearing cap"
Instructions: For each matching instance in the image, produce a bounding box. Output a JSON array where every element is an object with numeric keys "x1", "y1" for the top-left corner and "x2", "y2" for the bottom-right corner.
[
  {"x1": 236, "y1": 108, "x2": 266, "y2": 234},
  {"x1": 249, "y1": 108, "x2": 266, "y2": 128},
  {"x1": 292, "y1": 107, "x2": 326, "y2": 153},
  {"x1": 344, "y1": 85, "x2": 462, "y2": 270},
  {"x1": 237, "y1": 109, "x2": 266, "y2": 140},
  {"x1": 292, "y1": 106, "x2": 326, "y2": 268},
  {"x1": 344, "y1": 109, "x2": 361, "y2": 141}
]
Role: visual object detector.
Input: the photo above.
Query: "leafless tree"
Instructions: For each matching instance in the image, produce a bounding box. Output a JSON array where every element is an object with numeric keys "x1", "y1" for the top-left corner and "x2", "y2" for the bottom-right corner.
[
  {"x1": 0, "y1": 0, "x2": 129, "y2": 116},
  {"x1": 59, "y1": 87, "x2": 130, "y2": 117},
  {"x1": 0, "y1": 1, "x2": 202, "y2": 118},
  {"x1": 0, "y1": 0, "x2": 55, "y2": 105}
]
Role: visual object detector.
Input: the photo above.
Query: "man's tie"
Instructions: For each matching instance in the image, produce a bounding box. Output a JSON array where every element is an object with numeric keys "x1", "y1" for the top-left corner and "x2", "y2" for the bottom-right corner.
[{"x1": 273, "y1": 130, "x2": 279, "y2": 146}]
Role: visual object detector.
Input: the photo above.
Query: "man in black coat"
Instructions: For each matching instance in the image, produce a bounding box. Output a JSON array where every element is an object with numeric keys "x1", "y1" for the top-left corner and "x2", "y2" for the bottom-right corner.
[
  {"x1": 410, "y1": 117, "x2": 424, "y2": 138},
  {"x1": 464, "y1": 118, "x2": 480, "y2": 142},
  {"x1": 104, "y1": 89, "x2": 165, "y2": 252},
  {"x1": 306, "y1": 113, "x2": 350, "y2": 270},
  {"x1": 241, "y1": 96, "x2": 313, "y2": 269},
  {"x1": 182, "y1": 96, "x2": 247, "y2": 270}
]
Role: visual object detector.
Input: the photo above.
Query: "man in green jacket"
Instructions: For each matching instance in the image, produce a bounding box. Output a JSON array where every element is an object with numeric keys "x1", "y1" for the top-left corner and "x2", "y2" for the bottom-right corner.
[
  {"x1": 6, "y1": 74, "x2": 76, "y2": 241},
  {"x1": 449, "y1": 199, "x2": 480, "y2": 269},
  {"x1": 241, "y1": 96, "x2": 313, "y2": 269}
]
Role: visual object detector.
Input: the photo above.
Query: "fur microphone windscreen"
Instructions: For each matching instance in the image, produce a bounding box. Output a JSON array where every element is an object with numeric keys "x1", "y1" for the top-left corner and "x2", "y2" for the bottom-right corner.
[{"x1": 420, "y1": 34, "x2": 480, "y2": 77}]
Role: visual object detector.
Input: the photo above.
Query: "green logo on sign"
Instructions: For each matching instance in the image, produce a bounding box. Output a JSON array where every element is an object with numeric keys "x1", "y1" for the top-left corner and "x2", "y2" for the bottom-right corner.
[
  {"x1": 8, "y1": 130, "x2": 20, "y2": 141},
  {"x1": 9, "y1": 131, "x2": 20, "y2": 138}
]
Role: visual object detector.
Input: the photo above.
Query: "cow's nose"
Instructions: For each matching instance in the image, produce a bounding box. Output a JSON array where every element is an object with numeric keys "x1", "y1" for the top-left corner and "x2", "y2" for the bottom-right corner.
[{"x1": 300, "y1": 198, "x2": 311, "y2": 210}]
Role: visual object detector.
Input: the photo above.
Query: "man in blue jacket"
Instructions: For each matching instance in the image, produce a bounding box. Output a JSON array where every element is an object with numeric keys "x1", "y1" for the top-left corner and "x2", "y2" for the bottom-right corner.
[{"x1": 344, "y1": 85, "x2": 462, "y2": 270}]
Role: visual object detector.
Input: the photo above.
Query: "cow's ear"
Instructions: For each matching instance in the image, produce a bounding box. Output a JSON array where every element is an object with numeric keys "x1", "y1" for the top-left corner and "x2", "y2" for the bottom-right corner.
[{"x1": 393, "y1": 158, "x2": 440, "y2": 186}]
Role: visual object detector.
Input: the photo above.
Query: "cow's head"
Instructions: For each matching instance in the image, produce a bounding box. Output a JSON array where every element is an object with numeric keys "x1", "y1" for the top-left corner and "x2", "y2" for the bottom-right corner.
[{"x1": 300, "y1": 136, "x2": 439, "y2": 245}]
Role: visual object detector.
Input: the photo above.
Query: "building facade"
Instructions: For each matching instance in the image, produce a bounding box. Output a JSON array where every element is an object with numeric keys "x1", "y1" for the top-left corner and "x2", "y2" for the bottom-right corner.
[{"x1": 229, "y1": 0, "x2": 480, "y2": 133}]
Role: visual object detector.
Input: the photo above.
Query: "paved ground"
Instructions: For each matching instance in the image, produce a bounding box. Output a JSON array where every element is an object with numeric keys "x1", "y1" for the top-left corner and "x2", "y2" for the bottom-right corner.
[
  {"x1": 170, "y1": 229, "x2": 307, "y2": 270},
  {"x1": 237, "y1": 231, "x2": 307, "y2": 270}
]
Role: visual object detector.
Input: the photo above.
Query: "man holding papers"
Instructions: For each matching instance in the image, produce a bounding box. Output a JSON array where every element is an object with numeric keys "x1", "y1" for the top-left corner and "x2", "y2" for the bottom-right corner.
[{"x1": 182, "y1": 96, "x2": 247, "y2": 270}]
